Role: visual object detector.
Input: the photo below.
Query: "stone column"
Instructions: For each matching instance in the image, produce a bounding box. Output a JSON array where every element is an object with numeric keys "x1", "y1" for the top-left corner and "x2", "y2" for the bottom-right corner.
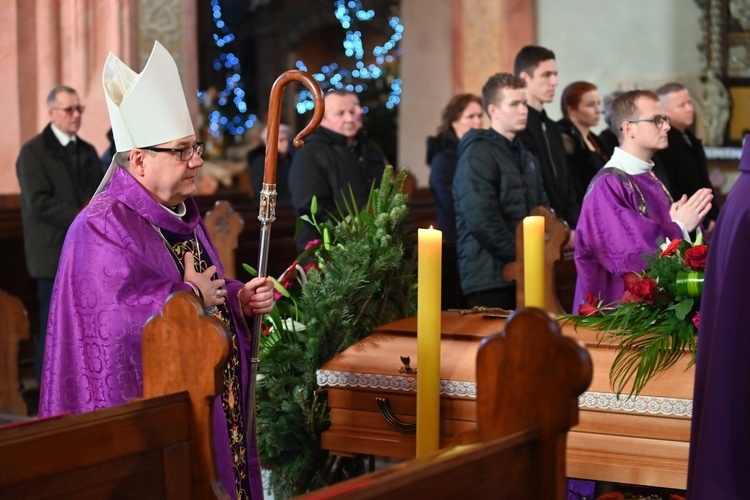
[
  {"x1": 138, "y1": 0, "x2": 200, "y2": 132},
  {"x1": 398, "y1": 0, "x2": 535, "y2": 188},
  {"x1": 0, "y1": 0, "x2": 198, "y2": 195}
]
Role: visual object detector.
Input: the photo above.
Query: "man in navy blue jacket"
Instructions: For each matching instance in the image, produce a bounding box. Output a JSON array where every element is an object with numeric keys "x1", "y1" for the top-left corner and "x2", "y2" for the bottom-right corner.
[{"x1": 453, "y1": 73, "x2": 549, "y2": 310}]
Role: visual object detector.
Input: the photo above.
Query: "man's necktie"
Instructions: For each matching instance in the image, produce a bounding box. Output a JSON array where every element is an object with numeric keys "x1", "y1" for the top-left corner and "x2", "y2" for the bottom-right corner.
[{"x1": 65, "y1": 141, "x2": 79, "y2": 168}]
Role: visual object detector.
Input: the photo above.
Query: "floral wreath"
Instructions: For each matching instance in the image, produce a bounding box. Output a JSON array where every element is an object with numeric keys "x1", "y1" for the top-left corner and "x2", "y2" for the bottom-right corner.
[{"x1": 562, "y1": 232, "x2": 707, "y2": 397}]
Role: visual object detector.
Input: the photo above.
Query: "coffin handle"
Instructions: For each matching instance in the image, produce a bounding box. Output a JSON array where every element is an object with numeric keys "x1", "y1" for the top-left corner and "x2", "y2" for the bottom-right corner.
[{"x1": 376, "y1": 397, "x2": 417, "y2": 432}]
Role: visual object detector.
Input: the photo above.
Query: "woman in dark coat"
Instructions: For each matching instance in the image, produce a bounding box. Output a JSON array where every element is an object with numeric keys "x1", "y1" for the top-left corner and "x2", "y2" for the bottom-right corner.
[
  {"x1": 426, "y1": 94, "x2": 483, "y2": 241},
  {"x1": 557, "y1": 81, "x2": 611, "y2": 205}
]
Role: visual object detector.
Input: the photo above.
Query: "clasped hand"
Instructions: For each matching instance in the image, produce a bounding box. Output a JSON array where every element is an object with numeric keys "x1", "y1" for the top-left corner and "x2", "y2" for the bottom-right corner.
[{"x1": 669, "y1": 188, "x2": 713, "y2": 233}]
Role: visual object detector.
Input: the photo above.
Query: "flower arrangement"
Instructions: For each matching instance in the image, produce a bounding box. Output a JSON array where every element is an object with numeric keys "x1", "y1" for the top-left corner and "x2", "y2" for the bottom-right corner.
[
  {"x1": 562, "y1": 233, "x2": 707, "y2": 397},
  {"x1": 246, "y1": 167, "x2": 417, "y2": 498}
]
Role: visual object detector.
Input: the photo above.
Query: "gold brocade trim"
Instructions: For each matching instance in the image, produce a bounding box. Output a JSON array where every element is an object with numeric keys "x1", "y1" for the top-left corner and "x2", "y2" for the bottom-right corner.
[{"x1": 170, "y1": 236, "x2": 251, "y2": 498}]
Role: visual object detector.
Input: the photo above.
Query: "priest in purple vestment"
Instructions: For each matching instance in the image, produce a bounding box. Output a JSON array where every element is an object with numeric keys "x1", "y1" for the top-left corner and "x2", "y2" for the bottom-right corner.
[
  {"x1": 38, "y1": 41, "x2": 274, "y2": 499},
  {"x1": 573, "y1": 90, "x2": 712, "y2": 311},
  {"x1": 688, "y1": 135, "x2": 750, "y2": 498}
]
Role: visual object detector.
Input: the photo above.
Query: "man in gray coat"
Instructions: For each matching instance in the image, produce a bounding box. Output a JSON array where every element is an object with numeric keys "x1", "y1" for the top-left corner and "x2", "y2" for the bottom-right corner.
[{"x1": 16, "y1": 85, "x2": 103, "y2": 384}]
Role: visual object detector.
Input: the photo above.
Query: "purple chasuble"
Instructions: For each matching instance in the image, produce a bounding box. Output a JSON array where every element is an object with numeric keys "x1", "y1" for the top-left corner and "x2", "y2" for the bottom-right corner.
[
  {"x1": 39, "y1": 166, "x2": 263, "y2": 499},
  {"x1": 573, "y1": 164, "x2": 682, "y2": 311},
  {"x1": 688, "y1": 136, "x2": 750, "y2": 498}
]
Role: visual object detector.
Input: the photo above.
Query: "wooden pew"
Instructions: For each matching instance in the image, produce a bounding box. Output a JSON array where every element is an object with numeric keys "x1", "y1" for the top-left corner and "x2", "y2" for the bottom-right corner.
[
  {"x1": 0, "y1": 289, "x2": 30, "y2": 416},
  {"x1": 205, "y1": 199, "x2": 246, "y2": 280},
  {"x1": 0, "y1": 291, "x2": 231, "y2": 499},
  {"x1": 298, "y1": 308, "x2": 593, "y2": 499}
]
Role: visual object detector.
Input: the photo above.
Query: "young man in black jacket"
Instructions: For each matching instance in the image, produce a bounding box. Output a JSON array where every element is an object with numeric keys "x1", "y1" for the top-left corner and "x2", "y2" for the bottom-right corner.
[
  {"x1": 453, "y1": 73, "x2": 549, "y2": 309},
  {"x1": 515, "y1": 46, "x2": 580, "y2": 246}
]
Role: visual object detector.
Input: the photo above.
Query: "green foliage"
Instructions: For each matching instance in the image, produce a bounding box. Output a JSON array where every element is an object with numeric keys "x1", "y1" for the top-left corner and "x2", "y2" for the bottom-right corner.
[{"x1": 252, "y1": 166, "x2": 417, "y2": 498}]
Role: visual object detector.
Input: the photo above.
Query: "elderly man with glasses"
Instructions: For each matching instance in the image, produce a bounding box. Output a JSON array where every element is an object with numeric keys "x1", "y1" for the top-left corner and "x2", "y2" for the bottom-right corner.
[
  {"x1": 39, "y1": 42, "x2": 274, "y2": 498},
  {"x1": 16, "y1": 85, "x2": 104, "y2": 385},
  {"x1": 654, "y1": 82, "x2": 721, "y2": 230},
  {"x1": 572, "y1": 90, "x2": 713, "y2": 311}
]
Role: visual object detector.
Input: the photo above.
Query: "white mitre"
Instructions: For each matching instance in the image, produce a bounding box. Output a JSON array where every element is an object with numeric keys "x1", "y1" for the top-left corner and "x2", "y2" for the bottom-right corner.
[{"x1": 95, "y1": 41, "x2": 194, "y2": 195}]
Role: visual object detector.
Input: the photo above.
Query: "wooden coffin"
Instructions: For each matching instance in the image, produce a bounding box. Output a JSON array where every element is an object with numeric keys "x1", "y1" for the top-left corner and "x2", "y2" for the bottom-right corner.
[
  {"x1": 564, "y1": 324, "x2": 693, "y2": 490},
  {"x1": 318, "y1": 310, "x2": 694, "y2": 490},
  {"x1": 318, "y1": 311, "x2": 506, "y2": 458}
]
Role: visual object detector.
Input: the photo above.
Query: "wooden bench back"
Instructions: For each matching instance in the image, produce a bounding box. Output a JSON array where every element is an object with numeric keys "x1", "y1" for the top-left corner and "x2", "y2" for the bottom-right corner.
[
  {"x1": 454, "y1": 307, "x2": 593, "y2": 498},
  {"x1": 0, "y1": 288, "x2": 30, "y2": 415},
  {"x1": 0, "y1": 291, "x2": 232, "y2": 499},
  {"x1": 204, "y1": 199, "x2": 245, "y2": 280},
  {"x1": 296, "y1": 308, "x2": 592, "y2": 499},
  {"x1": 0, "y1": 393, "x2": 195, "y2": 497}
]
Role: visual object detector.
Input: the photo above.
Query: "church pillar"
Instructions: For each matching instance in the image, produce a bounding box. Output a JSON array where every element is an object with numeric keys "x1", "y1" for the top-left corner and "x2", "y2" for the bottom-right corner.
[
  {"x1": 138, "y1": 0, "x2": 200, "y2": 134},
  {"x1": 398, "y1": 0, "x2": 535, "y2": 188},
  {"x1": 0, "y1": 0, "x2": 198, "y2": 195}
]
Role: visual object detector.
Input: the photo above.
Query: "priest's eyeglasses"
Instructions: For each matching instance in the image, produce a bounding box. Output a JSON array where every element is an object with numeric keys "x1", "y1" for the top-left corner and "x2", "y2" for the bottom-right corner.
[
  {"x1": 142, "y1": 142, "x2": 205, "y2": 161},
  {"x1": 624, "y1": 115, "x2": 670, "y2": 130}
]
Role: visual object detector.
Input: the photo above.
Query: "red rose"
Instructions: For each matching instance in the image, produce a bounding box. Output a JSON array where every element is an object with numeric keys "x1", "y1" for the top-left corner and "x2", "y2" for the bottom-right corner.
[
  {"x1": 692, "y1": 311, "x2": 701, "y2": 329},
  {"x1": 623, "y1": 272, "x2": 658, "y2": 305},
  {"x1": 684, "y1": 244, "x2": 708, "y2": 271},
  {"x1": 659, "y1": 238, "x2": 682, "y2": 257},
  {"x1": 578, "y1": 291, "x2": 600, "y2": 316}
]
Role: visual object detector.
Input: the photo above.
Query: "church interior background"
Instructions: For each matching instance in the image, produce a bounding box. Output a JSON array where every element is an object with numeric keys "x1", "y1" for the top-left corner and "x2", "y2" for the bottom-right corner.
[{"x1": 1, "y1": 0, "x2": 748, "y2": 497}]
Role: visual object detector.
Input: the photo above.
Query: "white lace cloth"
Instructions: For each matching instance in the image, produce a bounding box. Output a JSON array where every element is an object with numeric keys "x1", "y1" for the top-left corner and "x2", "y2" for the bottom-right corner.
[{"x1": 316, "y1": 369, "x2": 693, "y2": 418}]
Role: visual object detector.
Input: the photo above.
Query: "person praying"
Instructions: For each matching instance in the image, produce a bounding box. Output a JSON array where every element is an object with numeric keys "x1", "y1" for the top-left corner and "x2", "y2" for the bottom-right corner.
[{"x1": 572, "y1": 90, "x2": 712, "y2": 311}]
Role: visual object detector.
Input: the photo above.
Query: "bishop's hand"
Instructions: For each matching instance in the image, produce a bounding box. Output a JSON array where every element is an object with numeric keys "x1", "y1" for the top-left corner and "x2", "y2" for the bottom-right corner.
[
  {"x1": 183, "y1": 252, "x2": 226, "y2": 306},
  {"x1": 239, "y1": 277, "x2": 275, "y2": 317}
]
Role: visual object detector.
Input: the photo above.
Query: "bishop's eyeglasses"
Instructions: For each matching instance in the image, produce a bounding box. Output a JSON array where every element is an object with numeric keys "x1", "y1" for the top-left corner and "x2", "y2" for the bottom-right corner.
[
  {"x1": 623, "y1": 115, "x2": 670, "y2": 130},
  {"x1": 142, "y1": 142, "x2": 205, "y2": 161}
]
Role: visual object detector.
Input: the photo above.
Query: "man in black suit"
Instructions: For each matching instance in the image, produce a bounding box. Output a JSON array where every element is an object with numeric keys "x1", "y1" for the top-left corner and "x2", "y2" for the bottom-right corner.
[
  {"x1": 655, "y1": 82, "x2": 720, "y2": 229},
  {"x1": 16, "y1": 85, "x2": 103, "y2": 384}
]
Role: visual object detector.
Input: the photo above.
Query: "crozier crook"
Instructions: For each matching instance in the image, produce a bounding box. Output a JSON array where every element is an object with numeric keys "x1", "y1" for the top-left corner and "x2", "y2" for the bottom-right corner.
[{"x1": 247, "y1": 70, "x2": 324, "y2": 440}]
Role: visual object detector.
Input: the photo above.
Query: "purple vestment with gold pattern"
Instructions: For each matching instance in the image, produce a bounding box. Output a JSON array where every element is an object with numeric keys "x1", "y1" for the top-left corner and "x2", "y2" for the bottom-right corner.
[
  {"x1": 573, "y1": 149, "x2": 682, "y2": 311},
  {"x1": 39, "y1": 166, "x2": 262, "y2": 499}
]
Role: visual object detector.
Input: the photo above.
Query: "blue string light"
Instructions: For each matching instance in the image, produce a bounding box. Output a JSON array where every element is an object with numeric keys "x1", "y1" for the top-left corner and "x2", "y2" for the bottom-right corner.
[
  {"x1": 197, "y1": 0, "x2": 256, "y2": 138},
  {"x1": 199, "y1": 0, "x2": 402, "y2": 138},
  {"x1": 296, "y1": 0, "x2": 403, "y2": 114}
]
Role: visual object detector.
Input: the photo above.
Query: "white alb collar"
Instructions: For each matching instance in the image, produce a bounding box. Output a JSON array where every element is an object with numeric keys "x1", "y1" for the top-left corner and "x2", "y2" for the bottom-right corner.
[
  {"x1": 160, "y1": 201, "x2": 187, "y2": 218},
  {"x1": 604, "y1": 147, "x2": 653, "y2": 175}
]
